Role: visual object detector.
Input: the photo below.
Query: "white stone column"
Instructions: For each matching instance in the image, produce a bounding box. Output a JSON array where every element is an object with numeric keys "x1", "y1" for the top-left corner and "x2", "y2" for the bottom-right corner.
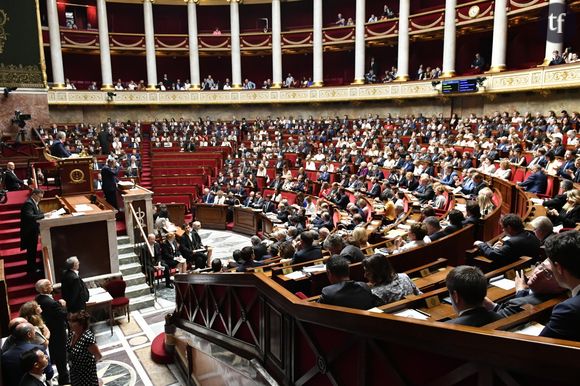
[
  {"x1": 441, "y1": 0, "x2": 457, "y2": 77},
  {"x1": 229, "y1": 0, "x2": 242, "y2": 89},
  {"x1": 544, "y1": 0, "x2": 567, "y2": 65},
  {"x1": 97, "y1": 0, "x2": 113, "y2": 89},
  {"x1": 353, "y1": 0, "x2": 366, "y2": 84},
  {"x1": 489, "y1": 0, "x2": 507, "y2": 72},
  {"x1": 396, "y1": 0, "x2": 410, "y2": 81},
  {"x1": 46, "y1": 0, "x2": 65, "y2": 88},
  {"x1": 143, "y1": 0, "x2": 158, "y2": 89},
  {"x1": 271, "y1": 0, "x2": 283, "y2": 88},
  {"x1": 312, "y1": 0, "x2": 323, "y2": 86},
  {"x1": 187, "y1": 0, "x2": 201, "y2": 89}
]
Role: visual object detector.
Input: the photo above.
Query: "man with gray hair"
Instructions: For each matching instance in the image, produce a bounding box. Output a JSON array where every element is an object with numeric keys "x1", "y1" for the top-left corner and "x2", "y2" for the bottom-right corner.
[
  {"x1": 424, "y1": 216, "x2": 446, "y2": 242},
  {"x1": 50, "y1": 131, "x2": 72, "y2": 158},
  {"x1": 530, "y1": 216, "x2": 554, "y2": 245},
  {"x1": 60, "y1": 256, "x2": 89, "y2": 313},
  {"x1": 251, "y1": 236, "x2": 268, "y2": 261}
]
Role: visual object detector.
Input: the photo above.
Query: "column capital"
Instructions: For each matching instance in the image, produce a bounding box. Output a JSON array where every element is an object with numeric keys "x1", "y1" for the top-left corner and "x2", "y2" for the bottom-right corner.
[
  {"x1": 143, "y1": 0, "x2": 154, "y2": 3},
  {"x1": 184, "y1": 0, "x2": 199, "y2": 3},
  {"x1": 226, "y1": 0, "x2": 243, "y2": 3}
]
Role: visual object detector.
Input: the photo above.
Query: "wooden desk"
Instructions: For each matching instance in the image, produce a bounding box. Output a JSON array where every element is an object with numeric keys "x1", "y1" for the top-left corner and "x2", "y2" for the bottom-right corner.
[
  {"x1": 261, "y1": 213, "x2": 281, "y2": 235},
  {"x1": 121, "y1": 185, "x2": 154, "y2": 244},
  {"x1": 86, "y1": 288, "x2": 113, "y2": 335},
  {"x1": 38, "y1": 195, "x2": 119, "y2": 284},
  {"x1": 193, "y1": 203, "x2": 228, "y2": 230},
  {"x1": 232, "y1": 206, "x2": 262, "y2": 235}
]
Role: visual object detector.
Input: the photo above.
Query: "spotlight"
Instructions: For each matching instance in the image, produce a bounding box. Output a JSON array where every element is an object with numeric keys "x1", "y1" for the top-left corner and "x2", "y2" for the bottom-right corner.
[
  {"x1": 476, "y1": 77, "x2": 486, "y2": 86},
  {"x1": 431, "y1": 80, "x2": 441, "y2": 88},
  {"x1": 106, "y1": 91, "x2": 117, "y2": 102}
]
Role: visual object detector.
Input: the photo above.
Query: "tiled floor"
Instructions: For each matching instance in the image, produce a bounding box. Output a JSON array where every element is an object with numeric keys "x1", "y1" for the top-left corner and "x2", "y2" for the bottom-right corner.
[{"x1": 88, "y1": 229, "x2": 254, "y2": 386}]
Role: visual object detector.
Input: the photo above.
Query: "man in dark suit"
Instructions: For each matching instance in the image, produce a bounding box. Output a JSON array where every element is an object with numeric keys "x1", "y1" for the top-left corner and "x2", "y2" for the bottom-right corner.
[
  {"x1": 474, "y1": 214, "x2": 541, "y2": 264},
  {"x1": 487, "y1": 259, "x2": 565, "y2": 317},
  {"x1": 1, "y1": 323, "x2": 54, "y2": 385},
  {"x1": 540, "y1": 231, "x2": 580, "y2": 341},
  {"x1": 424, "y1": 216, "x2": 447, "y2": 242},
  {"x1": 20, "y1": 189, "x2": 46, "y2": 276},
  {"x1": 412, "y1": 174, "x2": 435, "y2": 203},
  {"x1": 445, "y1": 266, "x2": 502, "y2": 327},
  {"x1": 251, "y1": 236, "x2": 268, "y2": 261},
  {"x1": 179, "y1": 223, "x2": 196, "y2": 267},
  {"x1": 292, "y1": 231, "x2": 323, "y2": 265},
  {"x1": 101, "y1": 158, "x2": 119, "y2": 209},
  {"x1": 518, "y1": 165, "x2": 547, "y2": 194},
  {"x1": 543, "y1": 179, "x2": 573, "y2": 211},
  {"x1": 557, "y1": 150, "x2": 576, "y2": 179},
  {"x1": 332, "y1": 187, "x2": 350, "y2": 210},
  {"x1": 60, "y1": 256, "x2": 89, "y2": 313},
  {"x1": 4, "y1": 162, "x2": 25, "y2": 191},
  {"x1": 318, "y1": 255, "x2": 383, "y2": 310},
  {"x1": 34, "y1": 279, "x2": 70, "y2": 385},
  {"x1": 191, "y1": 221, "x2": 211, "y2": 269},
  {"x1": 18, "y1": 347, "x2": 51, "y2": 386},
  {"x1": 262, "y1": 196, "x2": 276, "y2": 213},
  {"x1": 50, "y1": 131, "x2": 71, "y2": 158},
  {"x1": 201, "y1": 188, "x2": 215, "y2": 204}
]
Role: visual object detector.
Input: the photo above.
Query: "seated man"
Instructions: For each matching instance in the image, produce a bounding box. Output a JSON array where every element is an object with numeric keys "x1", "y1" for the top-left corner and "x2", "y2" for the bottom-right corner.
[
  {"x1": 50, "y1": 131, "x2": 72, "y2": 158},
  {"x1": 445, "y1": 265, "x2": 502, "y2": 327},
  {"x1": 412, "y1": 173, "x2": 435, "y2": 203},
  {"x1": 486, "y1": 259, "x2": 565, "y2": 317},
  {"x1": 540, "y1": 230, "x2": 580, "y2": 341},
  {"x1": 318, "y1": 255, "x2": 383, "y2": 310},
  {"x1": 518, "y1": 165, "x2": 547, "y2": 194},
  {"x1": 323, "y1": 234, "x2": 365, "y2": 263},
  {"x1": 543, "y1": 179, "x2": 573, "y2": 212},
  {"x1": 474, "y1": 214, "x2": 541, "y2": 264},
  {"x1": 424, "y1": 216, "x2": 447, "y2": 242},
  {"x1": 4, "y1": 162, "x2": 25, "y2": 191},
  {"x1": 292, "y1": 231, "x2": 323, "y2": 265}
]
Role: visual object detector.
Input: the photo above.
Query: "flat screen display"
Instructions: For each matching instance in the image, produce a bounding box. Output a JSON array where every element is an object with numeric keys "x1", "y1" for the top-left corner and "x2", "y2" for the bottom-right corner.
[{"x1": 441, "y1": 79, "x2": 479, "y2": 93}]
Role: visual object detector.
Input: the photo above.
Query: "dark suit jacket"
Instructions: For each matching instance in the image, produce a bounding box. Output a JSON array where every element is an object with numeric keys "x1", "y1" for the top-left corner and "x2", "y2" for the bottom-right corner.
[
  {"x1": 5, "y1": 170, "x2": 24, "y2": 191},
  {"x1": 519, "y1": 171, "x2": 547, "y2": 194},
  {"x1": 50, "y1": 140, "x2": 71, "y2": 158},
  {"x1": 479, "y1": 231, "x2": 541, "y2": 264},
  {"x1": 61, "y1": 269, "x2": 89, "y2": 313},
  {"x1": 552, "y1": 206, "x2": 580, "y2": 228},
  {"x1": 100, "y1": 165, "x2": 118, "y2": 193},
  {"x1": 318, "y1": 281, "x2": 383, "y2": 310},
  {"x1": 161, "y1": 240, "x2": 181, "y2": 263},
  {"x1": 20, "y1": 198, "x2": 44, "y2": 250},
  {"x1": 292, "y1": 245, "x2": 323, "y2": 265},
  {"x1": 1, "y1": 342, "x2": 53, "y2": 386},
  {"x1": 18, "y1": 373, "x2": 49, "y2": 386},
  {"x1": 253, "y1": 244, "x2": 268, "y2": 261},
  {"x1": 445, "y1": 307, "x2": 502, "y2": 327},
  {"x1": 35, "y1": 294, "x2": 67, "y2": 343},
  {"x1": 334, "y1": 194, "x2": 350, "y2": 210},
  {"x1": 494, "y1": 289, "x2": 554, "y2": 317},
  {"x1": 414, "y1": 184, "x2": 435, "y2": 203},
  {"x1": 429, "y1": 229, "x2": 447, "y2": 242},
  {"x1": 179, "y1": 232, "x2": 195, "y2": 261},
  {"x1": 540, "y1": 294, "x2": 580, "y2": 341},
  {"x1": 543, "y1": 194, "x2": 567, "y2": 211}
]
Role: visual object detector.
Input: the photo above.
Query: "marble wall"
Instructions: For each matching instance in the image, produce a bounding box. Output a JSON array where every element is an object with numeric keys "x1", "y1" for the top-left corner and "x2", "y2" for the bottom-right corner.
[
  {"x1": 48, "y1": 88, "x2": 580, "y2": 124},
  {"x1": 1, "y1": 90, "x2": 49, "y2": 138}
]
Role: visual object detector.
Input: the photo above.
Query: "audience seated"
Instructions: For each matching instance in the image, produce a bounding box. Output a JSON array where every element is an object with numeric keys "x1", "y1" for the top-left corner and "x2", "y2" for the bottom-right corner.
[{"x1": 362, "y1": 254, "x2": 421, "y2": 304}]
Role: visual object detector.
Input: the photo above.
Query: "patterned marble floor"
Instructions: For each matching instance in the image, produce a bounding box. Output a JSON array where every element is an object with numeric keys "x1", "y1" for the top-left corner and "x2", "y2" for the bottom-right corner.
[{"x1": 90, "y1": 230, "x2": 253, "y2": 386}]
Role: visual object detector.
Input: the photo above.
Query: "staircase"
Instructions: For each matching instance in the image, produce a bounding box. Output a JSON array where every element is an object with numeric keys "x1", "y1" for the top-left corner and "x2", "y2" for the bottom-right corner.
[
  {"x1": 139, "y1": 134, "x2": 152, "y2": 190},
  {"x1": 116, "y1": 235, "x2": 155, "y2": 311}
]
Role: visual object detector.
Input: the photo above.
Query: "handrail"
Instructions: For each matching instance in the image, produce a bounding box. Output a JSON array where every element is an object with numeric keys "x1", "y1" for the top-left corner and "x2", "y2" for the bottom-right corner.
[{"x1": 129, "y1": 202, "x2": 153, "y2": 257}]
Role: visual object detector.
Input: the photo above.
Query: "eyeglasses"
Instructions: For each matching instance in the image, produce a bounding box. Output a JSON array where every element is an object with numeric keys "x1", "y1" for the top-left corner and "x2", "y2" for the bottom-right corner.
[{"x1": 534, "y1": 262, "x2": 553, "y2": 280}]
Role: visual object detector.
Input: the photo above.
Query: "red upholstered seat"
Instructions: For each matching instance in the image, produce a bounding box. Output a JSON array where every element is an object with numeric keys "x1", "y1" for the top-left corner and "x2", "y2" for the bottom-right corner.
[
  {"x1": 151, "y1": 333, "x2": 174, "y2": 364},
  {"x1": 105, "y1": 279, "x2": 130, "y2": 322}
]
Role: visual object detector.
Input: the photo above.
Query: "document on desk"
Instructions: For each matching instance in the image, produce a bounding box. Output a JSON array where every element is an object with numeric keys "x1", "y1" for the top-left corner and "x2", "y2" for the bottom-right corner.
[
  {"x1": 386, "y1": 229, "x2": 407, "y2": 239},
  {"x1": 89, "y1": 287, "x2": 106, "y2": 296},
  {"x1": 303, "y1": 264, "x2": 326, "y2": 274},
  {"x1": 393, "y1": 308, "x2": 430, "y2": 320},
  {"x1": 74, "y1": 204, "x2": 93, "y2": 212},
  {"x1": 284, "y1": 271, "x2": 306, "y2": 280},
  {"x1": 88, "y1": 291, "x2": 112, "y2": 304},
  {"x1": 490, "y1": 277, "x2": 515, "y2": 290},
  {"x1": 512, "y1": 321, "x2": 545, "y2": 336},
  {"x1": 530, "y1": 198, "x2": 544, "y2": 205}
]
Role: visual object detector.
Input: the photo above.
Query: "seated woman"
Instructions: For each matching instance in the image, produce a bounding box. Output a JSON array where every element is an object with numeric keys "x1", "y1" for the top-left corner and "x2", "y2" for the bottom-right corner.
[
  {"x1": 547, "y1": 189, "x2": 580, "y2": 228},
  {"x1": 477, "y1": 187, "x2": 496, "y2": 216},
  {"x1": 392, "y1": 223, "x2": 428, "y2": 253},
  {"x1": 348, "y1": 227, "x2": 370, "y2": 252},
  {"x1": 493, "y1": 159, "x2": 511, "y2": 180},
  {"x1": 478, "y1": 156, "x2": 497, "y2": 175},
  {"x1": 430, "y1": 184, "x2": 447, "y2": 209},
  {"x1": 362, "y1": 254, "x2": 422, "y2": 304}
]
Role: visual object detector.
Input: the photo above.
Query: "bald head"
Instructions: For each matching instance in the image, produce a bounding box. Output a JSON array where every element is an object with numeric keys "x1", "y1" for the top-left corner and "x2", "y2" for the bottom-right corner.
[
  {"x1": 8, "y1": 317, "x2": 27, "y2": 336},
  {"x1": 7, "y1": 162, "x2": 15, "y2": 170},
  {"x1": 14, "y1": 322, "x2": 35, "y2": 342}
]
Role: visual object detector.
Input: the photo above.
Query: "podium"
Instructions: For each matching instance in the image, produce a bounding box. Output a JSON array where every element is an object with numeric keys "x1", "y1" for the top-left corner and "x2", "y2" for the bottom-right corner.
[
  {"x1": 38, "y1": 195, "x2": 119, "y2": 284},
  {"x1": 232, "y1": 206, "x2": 262, "y2": 235},
  {"x1": 57, "y1": 157, "x2": 93, "y2": 195},
  {"x1": 121, "y1": 186, "x2": 154, "y2": 244},
  {"x1": 194, "y1": 203, "x2": 228, "y2": 230}
]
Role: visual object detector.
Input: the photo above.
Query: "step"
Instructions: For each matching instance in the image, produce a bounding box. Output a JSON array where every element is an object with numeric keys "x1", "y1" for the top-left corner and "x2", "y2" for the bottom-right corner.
[
  {"x1": 0, "y1": 238, "x2": 21, "y2": 249},
  {"x1": 122, "y1": 272, "x2": 148, "y2": 287},
  {"x1": 0, "y1": 227, "x2": 19, "y2": 238},
  {"x1": 118, "y1": 244, "x2": 134, "y2": 255},
  {"x1": 0, "y1": 209, "x2": 20, "y2": 221},
  {"x1": 129, "y1": 294, "x2": 155, "y2": 312},
  {"x1": 118, "y1": 252, "x2": 140, "y2": 265},
  {"x1": 125, "y1": 282, "x2": 151, "y2": 299},
  {"x1": 7, "y1": 282, "x2": 36, "y2": 299},
  {"x1": 3, "y1": 257, "x2": 41, "y2": 275},
  {"x1": 117, "y1": 236, "x2": 131, "y2": 245},
  {"x1": 0, "y1": 218, "x2": 20, "y2": 230},
  {"x1": 119, "y1": 262, "x2": 143, "y2": 275},
  {"x1": 0, "y1": 247, "x2": 28, "y2": 260}
]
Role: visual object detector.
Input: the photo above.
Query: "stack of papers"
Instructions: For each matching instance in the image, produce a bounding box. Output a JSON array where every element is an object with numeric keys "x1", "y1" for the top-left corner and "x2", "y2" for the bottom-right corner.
[
  {"x1": 512, "y1": 322, "x2": 545, "y2": 336},
  {"x1": 74, "y1": 204, "x2": 93, "y2": 212},
  {"x1": 489, "y1": 277, "x2": 515, "y2": 290},
  {"x1": 393, "y1": 309, "x2": 430, "y2": 320},
  {"x1": 303, "y1": 264, "x2": 326, "y2": 273},
  {"x1": 284, "y1": 271, "x2": 306, "y2": 280}
]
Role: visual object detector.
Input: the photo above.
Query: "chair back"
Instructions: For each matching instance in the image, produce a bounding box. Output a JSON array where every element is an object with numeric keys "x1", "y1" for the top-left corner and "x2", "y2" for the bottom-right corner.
[{"x1": 105, "y1": 279, "x2": 127, "y2": 298}]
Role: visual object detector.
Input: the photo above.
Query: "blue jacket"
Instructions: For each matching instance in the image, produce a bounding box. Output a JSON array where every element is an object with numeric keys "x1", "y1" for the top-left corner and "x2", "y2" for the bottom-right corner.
[{"x1": 519, "y1": 171, "x2": 547, "y2": 194}]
